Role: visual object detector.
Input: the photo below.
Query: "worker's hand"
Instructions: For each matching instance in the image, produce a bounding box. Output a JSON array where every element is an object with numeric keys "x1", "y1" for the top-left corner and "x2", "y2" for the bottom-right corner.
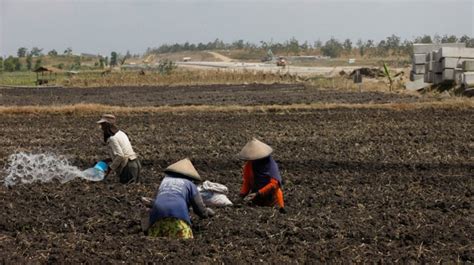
[
  {"x1": 140, "y1": 196, "x2": 154, "y2": 209},
  {"x1": 140, "y1": 214, "x2": 150, "y2": 232},
  {"x1": 244, "y1": 193, "x2": 257, "y2": 202},
  {"x1": 206, "y1": 208, "x2": 215, "y2": 217}
]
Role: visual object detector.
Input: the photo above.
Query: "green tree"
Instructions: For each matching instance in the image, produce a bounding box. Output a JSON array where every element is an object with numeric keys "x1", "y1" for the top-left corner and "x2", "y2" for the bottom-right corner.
[
  {"x1": 4, "y1": 56, "x2": 16, "y2": 71},
  {"x1": 459, "y1": 35, "x2": 474, "y2": 48},
  {"x1": 386, "y1": 34, "x2": 401, "y2": 54},
  {"x1": 4, "y1": 56, "x2": 22, "y2": 71},
  {"x1": 233, "y1": 39, "x2": 245, "y2": 49},
  {"x1": 0, "y1": 57, "x2": 3, "y2": 73},
  {"x1": 401, "y1": 40, "x2": 413, "y2": 56},
  {"x1": 321, "y1": 38, "x2": 343, "y2": 58},
  {"x1": 343, "y1": 39, "x2": 352, "y2": 53},
  {"x1": 34, "y1": 58, "x2": 42, "y2": 70},
  {"x1": 366, "y1": 40, "x2": 374, "y2": 48},
  {"x1": 459, "y1": 35, "x2": 470, "y2": 43},
  {"x1": 441, "y1": 34, "x2": 458, "y2": 43},
  {"x1": 300, "y1": 41, "x2": 309, "y2": 51},
  {"x1": 314, "y1": 40, "x2": 322, "y2": 49},
  {"x1": 30, "y1": 47, "x2": 43, "y2": 57},
  {"x1": 287, "y1": 37, "x2": 300, "y2": 55},
  {"x1": 432, "y1": 34, "x2": 442, "y2": 44},
  {"x1": 415, "y1": 35, "x2": 432, "y2": 44},
  {"x1": 64, "y1": 47, "x2": 72, "y2": 56},
  {"x1": 14, "y1": 58, "x2": 22, "y2": 71},
  {"x1": 356, "y1": 39, "x2": 365, "y2": 57},
  {"x1": 17, "y1": 47, "x2": 28, "y2": 57},
  {"x1": 376, "y1": 40, "x2": 389, "y2": 56},
  {"x1": 48, "y1": 49, "x2": 58, "y2": 56},
  {"x1": 26, "y1": 55, "x2": 33, "y2": 70},
  {"x1": 110, "y1": 52, "x2": 118, "y2": 66}
]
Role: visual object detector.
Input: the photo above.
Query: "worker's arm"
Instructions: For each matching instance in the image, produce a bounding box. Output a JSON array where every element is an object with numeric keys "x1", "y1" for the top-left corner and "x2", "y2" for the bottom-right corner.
[
  {"x1": 190, "y1": 193, "x2": 214, "y2": 219},
  {"x1": 257, "y1": 178, "x2": 279, "y2": 197},
  {"x1": 275, "y1": 187, "x2": 285, "y2": 209},
  {"x1": 239, "y1": 162, "x2": 253, "y2": 197}
]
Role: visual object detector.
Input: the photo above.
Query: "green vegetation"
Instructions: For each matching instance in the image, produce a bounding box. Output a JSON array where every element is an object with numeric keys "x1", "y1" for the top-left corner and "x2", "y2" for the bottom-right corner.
[
  {"x1": 110, "y1": 52, "x2": 118, "y2": 66},
  {"x1": 48, "y1": 49, "x2": 58, "y2": 56},
  {"x1": 3, "y1": 56, "x2": 21, "y2": 72},
  {"x1": 0, "y1": 72, "x2": 38, "y2": 86},
  {"x1": 383, "y1": 62, "x2": 393, "y2": 91},
  {"x1": 17, "y1": 47, "x2": 27, "y2": 58},
  {"x1": 157, "y1": 59, "x2": 176, "y2": 75},
  {"x1": 0, "y1": 68, "x2": 296, "y2": 87},
  {"x1": 145, "y1": 34, "x2": 474, "y2": 59},
  {"x1": 321, "y1": 38, "x2": 344, "y2": 58}
]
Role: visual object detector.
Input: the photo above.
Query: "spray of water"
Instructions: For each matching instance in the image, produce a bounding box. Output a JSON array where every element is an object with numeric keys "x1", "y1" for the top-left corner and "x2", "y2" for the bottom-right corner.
[{"x1": 3, "y1": 152, "x2": 87, "y2": 187}]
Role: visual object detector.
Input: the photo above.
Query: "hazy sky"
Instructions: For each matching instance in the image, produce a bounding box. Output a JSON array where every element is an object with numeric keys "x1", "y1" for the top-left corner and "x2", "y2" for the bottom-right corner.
[{"x1": 1, "y1": 0, "x2": 473, "y2": 56}]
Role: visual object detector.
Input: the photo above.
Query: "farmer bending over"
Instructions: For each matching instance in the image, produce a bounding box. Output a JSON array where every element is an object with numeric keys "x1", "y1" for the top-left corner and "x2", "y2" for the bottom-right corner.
[
  {"x1": 97, "y1": 114, "x2": 141, "y2": 184},
  {"x1": 238, "y1": 138, "x2": 286, "y2": 213},
  {"x1": 142, "y1": 158, "x2": 214, "y2": 239}
]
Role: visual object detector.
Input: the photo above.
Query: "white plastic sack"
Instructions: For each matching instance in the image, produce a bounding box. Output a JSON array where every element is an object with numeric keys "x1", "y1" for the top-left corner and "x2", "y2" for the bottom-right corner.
[
  {"x1": 198, "y1": 181, "x2": 233, "y2": 207},
  {"x1": 201, "y1": 180, "x2": 229, "y2": 193}
]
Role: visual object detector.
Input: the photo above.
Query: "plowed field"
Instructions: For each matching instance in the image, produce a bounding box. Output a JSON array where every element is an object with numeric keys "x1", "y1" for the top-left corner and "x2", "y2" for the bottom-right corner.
[{"x1": 0, "y1": 84, "x2": 472, "y2": 263}]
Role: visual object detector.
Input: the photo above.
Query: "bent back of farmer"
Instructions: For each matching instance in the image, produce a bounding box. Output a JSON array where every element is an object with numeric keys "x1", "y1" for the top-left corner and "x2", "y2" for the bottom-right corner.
[
  {"x1": 97, "y1": 114, "x2": 141, "y2": 184},
  {"x1": 147, "y1": 158, "x2": 213, "y2": 239}
]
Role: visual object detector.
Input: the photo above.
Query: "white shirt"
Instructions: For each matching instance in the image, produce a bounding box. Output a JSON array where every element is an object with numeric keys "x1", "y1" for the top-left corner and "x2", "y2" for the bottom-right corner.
[{"x1": 107, "y1": 130, "x2": 138, "y2": 173}]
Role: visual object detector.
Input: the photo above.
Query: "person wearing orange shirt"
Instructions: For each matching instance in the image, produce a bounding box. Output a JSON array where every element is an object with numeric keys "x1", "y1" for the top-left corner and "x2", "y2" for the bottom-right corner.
[{"x1": 238, "y1": 138, "x2": 286, "y2": 213}]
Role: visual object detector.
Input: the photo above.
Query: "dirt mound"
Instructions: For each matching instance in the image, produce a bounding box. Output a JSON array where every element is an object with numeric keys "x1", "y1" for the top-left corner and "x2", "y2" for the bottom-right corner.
[{"x1": 350, "y1": 68, "x2": 385, "y2": 78}]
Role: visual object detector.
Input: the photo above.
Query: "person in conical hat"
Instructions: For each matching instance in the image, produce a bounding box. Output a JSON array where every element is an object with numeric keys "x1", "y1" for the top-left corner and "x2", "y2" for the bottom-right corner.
[
  {"x1": 96, "y1": 114, "x2": 141, "y2": 184},
  {"x1": 238, "y1": 138, "x2": 285, "y2": 213},
  {"x1": 143, "y1": 158, "x2": 214, "y2": 239}
]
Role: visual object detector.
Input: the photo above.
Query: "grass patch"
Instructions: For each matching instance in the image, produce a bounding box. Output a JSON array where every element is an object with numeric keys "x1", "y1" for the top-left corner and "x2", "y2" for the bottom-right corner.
[
  {"x1": 0, "y1": 69, "x2": 299, "y2": 87},
  {"x1": 0, "y1": 72, "x2": 39, "y2": 86},
  {"x1": 0, "y1": 99, "x2": 472, "y2": 115},
  {"x1": 0, "y1": 68, "x2": 403, "y2": 92},
  {"x1": 60, "y1": 69, "x2": 298, "y2": 87}
]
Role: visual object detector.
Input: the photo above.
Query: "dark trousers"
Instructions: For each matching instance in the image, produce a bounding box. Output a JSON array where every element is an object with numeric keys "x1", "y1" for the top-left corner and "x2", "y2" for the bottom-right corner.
[{"x1": 119, "y1": 159, "x2": 141, "y2": 184}]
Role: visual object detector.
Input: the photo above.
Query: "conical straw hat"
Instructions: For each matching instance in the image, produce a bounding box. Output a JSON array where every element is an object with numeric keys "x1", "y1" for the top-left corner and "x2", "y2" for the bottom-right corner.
[
  {"x1": 238, "y1": 138, "x2": 273, "y2": 160},
  {"x1": 164, "y1": 158, "x2": 201, "y2": 181}
]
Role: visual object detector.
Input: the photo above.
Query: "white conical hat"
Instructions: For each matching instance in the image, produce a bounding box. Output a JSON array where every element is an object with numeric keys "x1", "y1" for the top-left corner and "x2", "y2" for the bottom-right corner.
[
  {"x1": 164, "y1": 158, "x2": 201, "y2": 181},
  {"x1": 238, "y1": 138, "x2": 273, "y2": 160}
]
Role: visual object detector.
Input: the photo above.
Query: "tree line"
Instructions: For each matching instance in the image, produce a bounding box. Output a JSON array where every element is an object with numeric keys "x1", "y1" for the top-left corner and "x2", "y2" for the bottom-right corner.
[
  {"x1": 145, "y1": 34, "x2": 474, "y2": 58},
  {"x1": 0, "y1": 47, "x2": 138, "y2": 72}
]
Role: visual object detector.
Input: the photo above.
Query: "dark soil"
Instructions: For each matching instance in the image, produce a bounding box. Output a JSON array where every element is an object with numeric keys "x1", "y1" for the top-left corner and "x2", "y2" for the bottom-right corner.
[
  {"x1": 0, "y1": 83, "x2": 422, "y2": 106},
  {"x1": 0, "y1": 106, "x2": 472, "y2": 263}
]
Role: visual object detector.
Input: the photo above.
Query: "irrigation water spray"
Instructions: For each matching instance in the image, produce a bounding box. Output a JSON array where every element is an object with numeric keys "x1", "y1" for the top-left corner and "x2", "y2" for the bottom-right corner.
[{"x1": 2, "y1": 152, "x2": 101, "y2": 187}]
